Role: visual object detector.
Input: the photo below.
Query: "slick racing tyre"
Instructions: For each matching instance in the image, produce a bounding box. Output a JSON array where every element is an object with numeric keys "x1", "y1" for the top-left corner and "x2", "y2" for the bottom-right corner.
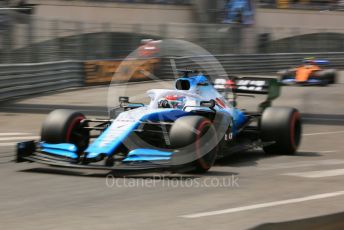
[
  {"x1": 277, "y1": 69, "x2": 295, "y2": 77},
  {"x1": 261, "y1": 107, "x2": 302, "y2": 155},
  {"x1": 313, "y1": 69, "x2": 337, "y2": 85},
  {"x1": 170, "y1": 116, "x2": 218, "y2": 173},
  {"x1": 278, "y1": 69, "x2": 295, "y2": 82},
  {"x1": 41, "y1": 109, "x2": 89, "y2": 152}
]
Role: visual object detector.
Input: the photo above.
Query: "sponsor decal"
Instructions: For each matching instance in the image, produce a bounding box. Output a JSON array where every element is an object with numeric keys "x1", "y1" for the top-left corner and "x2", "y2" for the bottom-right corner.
[
  {"x1": 236, "y1": 79, "x2": 267, "y2": 92},
  {"x1": 84, "y1": 58, "x2": 160, "y2": 85}
]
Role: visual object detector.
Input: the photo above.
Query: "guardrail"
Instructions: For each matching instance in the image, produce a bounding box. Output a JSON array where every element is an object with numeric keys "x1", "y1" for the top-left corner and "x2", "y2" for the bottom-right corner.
[
  {"x1": 159, "y1": 52, "x2": 344, "y2": 77},
  {"x1": 1, "y1": 52, "x2": 344, "y2": 102},
  {"x1": 0, "y1": 60, "x2": 84, "y2": 101}
]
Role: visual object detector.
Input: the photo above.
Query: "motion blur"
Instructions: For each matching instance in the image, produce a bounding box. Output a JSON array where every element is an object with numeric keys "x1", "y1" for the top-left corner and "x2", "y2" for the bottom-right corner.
[{"x1": 0, "y1": 1, "x2": 344, "y2": 230}]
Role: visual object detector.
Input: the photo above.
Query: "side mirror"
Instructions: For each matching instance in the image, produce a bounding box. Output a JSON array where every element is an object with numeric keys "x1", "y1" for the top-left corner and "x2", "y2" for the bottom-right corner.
[
  {"x1": 200, "y1": 99, "x2": 216, "y2": 111},
  {"x1": 119, "y1": 96, "x2": 129, "y2": 108},
  {"x1": 119, "y1": 96, "x2": 129, "y2": 103}
]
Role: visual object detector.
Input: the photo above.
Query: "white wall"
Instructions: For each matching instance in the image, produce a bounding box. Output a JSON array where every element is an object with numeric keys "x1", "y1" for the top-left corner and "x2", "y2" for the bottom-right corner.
[
  {"x1": 255, "y1": 8, "x2": 344, "y2": 39},
  {"x1": 29, "y1": 0, "x2": 195, "y2": 24}
]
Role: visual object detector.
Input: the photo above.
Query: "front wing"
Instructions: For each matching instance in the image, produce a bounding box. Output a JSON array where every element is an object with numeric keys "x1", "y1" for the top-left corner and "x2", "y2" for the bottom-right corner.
[{"x1": 16, "y1": 141, "x2": 176, "y2": 173}]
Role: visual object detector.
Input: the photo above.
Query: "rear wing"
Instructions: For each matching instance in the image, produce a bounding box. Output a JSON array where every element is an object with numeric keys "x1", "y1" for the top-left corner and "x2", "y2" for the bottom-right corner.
[
  {"x1": 303, "y1": 59, "x2": 329, "y2": 65},
  {"x1": 235, "y1": 77, "x2": 280, "y2": 98},
  {"x1": 214, "y1": 77, "x2": 281, "y2": 111}
]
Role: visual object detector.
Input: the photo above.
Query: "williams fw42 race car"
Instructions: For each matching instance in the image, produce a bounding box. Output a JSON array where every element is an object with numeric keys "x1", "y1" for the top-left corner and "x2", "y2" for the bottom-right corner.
[
  {"x1": 17, "y1": 70, "x2": 302, "y2": 174},
  {"x1": 278, "y1": 58, "x2": 337, "y2": 86}
]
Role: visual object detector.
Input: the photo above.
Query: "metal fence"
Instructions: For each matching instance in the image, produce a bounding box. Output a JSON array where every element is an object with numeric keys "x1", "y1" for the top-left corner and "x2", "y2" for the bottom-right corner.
[
  {"x1": 159, "y1": 52, "x2": 344, "y2": 78},
  {"x1": 1, "y1": 52, "x2": 344, "y2": 102},
  {"x1": 0, "y1": 10, "x2": 344, "y2": 64},
  {"x1": 0, "y1": 60, "x2": 84, "y2": 101}
]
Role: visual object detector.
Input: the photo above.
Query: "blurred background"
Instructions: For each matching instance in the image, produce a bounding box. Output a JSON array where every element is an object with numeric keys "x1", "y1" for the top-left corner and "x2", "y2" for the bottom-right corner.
[
  {"x1": 1, "y1": 2, "x2": 344, "y2": 229},
  {"x1": 0, "y1": 0, "x2": 343, "y2": 63}
]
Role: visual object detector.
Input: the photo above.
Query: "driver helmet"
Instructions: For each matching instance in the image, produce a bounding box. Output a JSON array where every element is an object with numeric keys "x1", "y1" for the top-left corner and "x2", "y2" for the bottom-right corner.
[
  {"x1": 303, "y1": 57, "x2": 316, "y2": 65},
  {"x1": 159, "y1": 95, "x2": 186, "y2": 109}
]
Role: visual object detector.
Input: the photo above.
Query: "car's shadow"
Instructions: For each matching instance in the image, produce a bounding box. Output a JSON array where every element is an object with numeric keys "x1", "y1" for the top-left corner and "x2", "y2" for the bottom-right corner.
[
  {"x1": 19, "y1": 167, "x2": 109, "y2": 177},
  {"x1": 18, "y1": 166, "x2": 238, "y2": 178},
  {"x1": 17, "y1": 150, "x2": 320, "y2": 178},
  {"x1": 215, "y1": 150, "x2": 322, "y2": 168}
]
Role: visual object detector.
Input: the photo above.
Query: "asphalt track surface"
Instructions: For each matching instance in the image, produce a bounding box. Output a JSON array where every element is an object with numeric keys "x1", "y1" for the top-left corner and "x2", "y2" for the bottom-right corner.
[{"x1": 1, "y1": 77, "x2": 344, "y2": 230}]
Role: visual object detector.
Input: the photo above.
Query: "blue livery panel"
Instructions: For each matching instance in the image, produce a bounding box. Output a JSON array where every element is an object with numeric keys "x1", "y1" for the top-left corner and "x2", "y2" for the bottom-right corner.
[
  {"x1": 123, "y1": 149, "x2": 174, "y2": 162},
  {"x1": 40, "y1": 142, "x2": 78, "y2": 159},
  {"x1": 85, "y1": 121, "x2": 140, "y2": 159}
]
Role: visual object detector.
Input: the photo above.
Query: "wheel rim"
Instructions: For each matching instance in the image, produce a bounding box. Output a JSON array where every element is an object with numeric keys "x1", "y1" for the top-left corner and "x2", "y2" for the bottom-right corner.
[
  {"x1": 290, "y1": 111, "x2": 301, "y2": 150},
  {"x1": 66, "y1": 116, "x2": 88, "y2": 151},
  {"x1": 195, "y1": 120, "x2": 216, "y2": 171}
]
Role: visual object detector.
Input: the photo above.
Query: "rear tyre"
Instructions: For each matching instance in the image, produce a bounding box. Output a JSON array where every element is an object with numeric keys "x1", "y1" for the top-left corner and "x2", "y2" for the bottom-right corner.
[
  {"x1": 170, "y1": 116, "x2": 218, "y2": 173},
  {"x1": 317, "y1": 78, "x2": 329, "y2": 87},
  {"x1": 261, "y1": 107, "x2": 302, "y2": 155},
  {"x1": 313, "y1": 69, "x2": 337, "y2": 85},
  {"x1": 278, "y1": 69, "x2": 295, "y2": 83},
  {"x1": 41, "y1": 109, "x2": 89, "y2": 152},
  {"x1": 277, "y1": 69, "x2": 295, "y2": 77},
  {"x1": 326, "y1": 70, "x2": 337, "y2": 84}
]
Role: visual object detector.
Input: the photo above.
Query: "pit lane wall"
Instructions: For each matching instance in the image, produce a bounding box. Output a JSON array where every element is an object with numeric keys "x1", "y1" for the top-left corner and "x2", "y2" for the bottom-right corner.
[{"x1": 1, "y1": 52, "x2": 344, "y2": 102}]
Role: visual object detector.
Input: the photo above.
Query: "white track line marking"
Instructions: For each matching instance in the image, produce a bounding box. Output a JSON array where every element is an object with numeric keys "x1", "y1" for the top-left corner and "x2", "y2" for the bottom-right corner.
[
  {"x1": 303, "y1": 118, "x2": 344, "y2": 122},
  {"x1": 0, "y1": 142, "x2": 19, "y2": 147},
  {"x1": 181, "y1": 191, "x2": 344, "y2": 218},
  {"x1": 0, "y1": 133, "x2": 31, "y2": 136},
  {"x1": 0, "y1": 136, "x2": 39, "y2": 141},
  {"x1": 0, "y1": 106, "x2": 103, "y2": 113},
  {"x1": 284, "y1": 168, "x2": 344, "y2": 178},
  {"x1": 315, "y1": 150, "x2": 337, "y2": 153},
  {"x1": 298, "y1": 150, "x2": 337, "y2": 154},
  {"x1": 260, "y1": 159, "x2": 344, "y2": 170},
  {"x1": 304, "y1": 131, "x2": 344, "y2": 136},
  {"x1": 299, "y1": 150, "x2": 337, "y2": 153}
]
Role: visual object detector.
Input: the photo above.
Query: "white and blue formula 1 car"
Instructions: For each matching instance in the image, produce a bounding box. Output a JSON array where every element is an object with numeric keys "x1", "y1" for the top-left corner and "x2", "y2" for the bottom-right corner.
[{"x1": 17, "y1": 70, "x2": 302, "y2": 174}]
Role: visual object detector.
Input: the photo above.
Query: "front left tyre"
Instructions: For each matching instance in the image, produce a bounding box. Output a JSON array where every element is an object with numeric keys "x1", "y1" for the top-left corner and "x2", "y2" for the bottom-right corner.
[{"x1": 41, "y1": 109, "x2": 89, "y2": 152}]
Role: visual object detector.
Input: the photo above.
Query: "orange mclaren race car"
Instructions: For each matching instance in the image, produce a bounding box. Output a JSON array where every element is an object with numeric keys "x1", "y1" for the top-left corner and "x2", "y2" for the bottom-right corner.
[{"x1": 278, "y1": 59, "x2": 337, "y2": 86}]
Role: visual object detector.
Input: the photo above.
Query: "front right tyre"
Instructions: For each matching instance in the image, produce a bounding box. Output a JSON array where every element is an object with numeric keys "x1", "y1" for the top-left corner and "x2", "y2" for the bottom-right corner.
[{"x1": 169, "y1": 116, "x2": 218, "y2": 173}]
